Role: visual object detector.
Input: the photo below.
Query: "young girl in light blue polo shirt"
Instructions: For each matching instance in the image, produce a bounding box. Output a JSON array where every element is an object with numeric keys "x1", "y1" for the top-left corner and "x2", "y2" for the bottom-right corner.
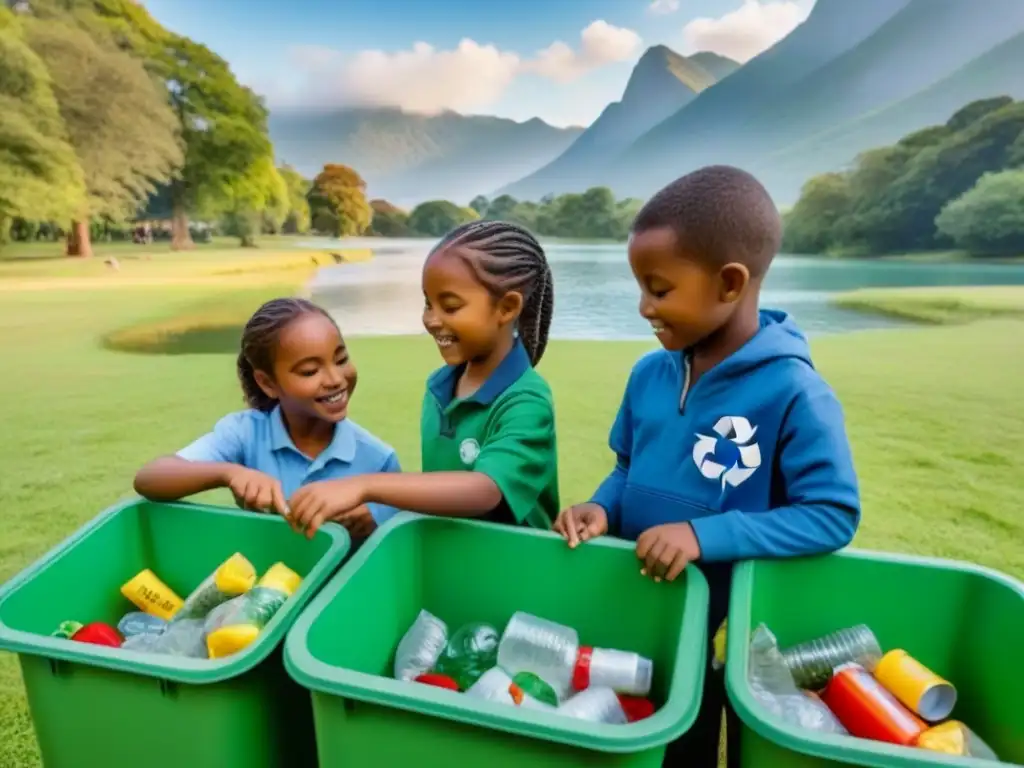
[{"x1": 133, "y1": 297, "x2": 401, "y2": 539}]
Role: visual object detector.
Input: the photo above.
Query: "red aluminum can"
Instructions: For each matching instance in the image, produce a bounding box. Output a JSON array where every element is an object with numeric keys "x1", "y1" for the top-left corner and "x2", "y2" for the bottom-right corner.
[{"x1": 822, "y1": 663, "x2": 927, "y2": 745}]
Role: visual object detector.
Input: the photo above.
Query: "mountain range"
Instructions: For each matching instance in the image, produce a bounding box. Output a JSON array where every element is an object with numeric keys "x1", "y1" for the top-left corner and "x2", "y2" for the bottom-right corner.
[{"x1": 270, "y1": 0, "x2": 1024, "y2": 208}]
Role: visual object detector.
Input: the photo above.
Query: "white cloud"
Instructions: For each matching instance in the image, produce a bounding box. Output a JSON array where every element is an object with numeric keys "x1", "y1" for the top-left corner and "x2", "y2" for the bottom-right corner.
[
  {"x1": 682, "y1": 0, "x2": 812, "y2": 63},
  {"x1": 272, "y1": 20, "x2": 642, "y2": 112},
  {"x1": 648, "y1": 0, "x2": 680, "y2": 15},
  {"x1": 525, "y1": 21, "x2": 642, "y2": 83}
]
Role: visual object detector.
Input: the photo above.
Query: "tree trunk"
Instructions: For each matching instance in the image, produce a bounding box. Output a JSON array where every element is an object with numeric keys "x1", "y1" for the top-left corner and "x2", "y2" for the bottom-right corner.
[
  {"x1": 171, "y1": 204, "x2": 194, "y2": 251},
  {"x1": 66, "y1": 220, "x2": 93, "y2": 258}
]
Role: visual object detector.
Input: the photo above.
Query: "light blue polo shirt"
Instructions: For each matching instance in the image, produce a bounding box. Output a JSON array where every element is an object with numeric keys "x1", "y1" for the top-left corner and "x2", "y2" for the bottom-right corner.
[{"x1": 176, "y1": 406, "x2": 401, "y2": 524}]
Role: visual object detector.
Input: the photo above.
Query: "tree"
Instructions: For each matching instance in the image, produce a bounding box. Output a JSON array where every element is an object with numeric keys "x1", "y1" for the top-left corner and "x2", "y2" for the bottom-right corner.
[
  {"x1": 407, "y1": 200, "x2": 478, "y2": 237},
  {"x1": 308, "y1": 164, "x2": 372, "y2": 237},
  {"x1": 369, "y1": 199, "x2": 409, "y2": 236},
  {"x1": 0, "y1": 8, "x2": 84, "y2": 244},
  {"x1": 935, "y1": 169, "x2": 1024, "y2": 257},
  {"x1": 482, "y1": 194, "x2": 519, "y2": 221},
  {"x1": 212, "y1": 155, "x2": 287, "y2": 247},
  {"x1": 278, "y1": 165, "x2": 311, "y2": 235},
  {"x1": 24, "y1": 17, "x2": 182, "y2": 256},
  {"x1": 468, "y1": 195, "x2": 489, "y2": 216},
  {"x1": 780, "y1": 173, "x2": 853, "y2": 254}
]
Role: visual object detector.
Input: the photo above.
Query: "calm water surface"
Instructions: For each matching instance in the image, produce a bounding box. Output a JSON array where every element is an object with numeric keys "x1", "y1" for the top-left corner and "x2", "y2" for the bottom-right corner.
[{"x1": 307, "y1": 239, "x2": 1024, "y2": 340}]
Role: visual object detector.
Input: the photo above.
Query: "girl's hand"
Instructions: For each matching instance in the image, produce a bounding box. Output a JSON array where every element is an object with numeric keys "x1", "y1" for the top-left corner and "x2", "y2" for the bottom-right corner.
[
  {"x1": 224, "y1": 466, "x2": 289, "y2": 517},
  {"x1": 553, "y1": 502, "x2": 608, "y2": 548},
  {"x1": 289, "y1": 477, "x2": 368, "y2": 538},
  {"x1": 635, "y1": 523, "x2": 701, "y2": 583}
]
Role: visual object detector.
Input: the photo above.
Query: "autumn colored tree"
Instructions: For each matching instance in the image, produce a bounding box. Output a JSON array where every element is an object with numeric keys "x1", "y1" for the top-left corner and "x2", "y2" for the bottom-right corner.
[{"x1": 308, "y1": 164, "x2": 373, "y2": 237}]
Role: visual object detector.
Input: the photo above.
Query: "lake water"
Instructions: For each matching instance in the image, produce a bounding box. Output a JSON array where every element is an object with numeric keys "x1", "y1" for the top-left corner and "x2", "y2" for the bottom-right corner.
[{"x1": 307, "y1": 239, "x2": 1024, "y2": 340}]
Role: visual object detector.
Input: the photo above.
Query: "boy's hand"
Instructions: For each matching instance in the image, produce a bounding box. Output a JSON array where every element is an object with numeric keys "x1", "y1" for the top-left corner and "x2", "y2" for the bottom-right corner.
[
  {"x1": 289, "y1": 477, "x2": 368, "y2": 538},
  {"x1": 635, "y1": 523, "x2": 701, "y2": 582},
  {"x1": 337, "y1": 504, "x2": 378, "y2": 539},
  {"x1": 553, "y1": 502, "x2": 608, "y2": 548},
  {"x1": 224, "y1": 466, "x2": 289, "y2": 517}
]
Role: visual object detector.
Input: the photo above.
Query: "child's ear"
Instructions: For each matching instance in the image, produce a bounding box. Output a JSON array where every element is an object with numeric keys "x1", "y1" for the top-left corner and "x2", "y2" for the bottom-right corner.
[
  {"x1": 253, "y1": 369, "x2": 279, "y2": 400},
  {"x1": 718, "y1": 263, "x2": 749, "y2": 303},
  {"x1": 497, "y1": 290, "x2": 524, "y2": 325}
]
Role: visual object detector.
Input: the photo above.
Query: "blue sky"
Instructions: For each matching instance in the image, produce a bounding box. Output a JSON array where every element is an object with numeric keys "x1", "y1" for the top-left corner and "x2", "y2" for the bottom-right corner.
[{"x1": 143, "y1": 0, "x2": 815, "y2": 127}]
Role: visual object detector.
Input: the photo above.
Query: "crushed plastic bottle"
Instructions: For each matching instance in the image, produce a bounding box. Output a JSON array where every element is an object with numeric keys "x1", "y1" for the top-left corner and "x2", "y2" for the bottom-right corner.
[
  {"x1": 394, "y1": 610, "x2": 449, "y2": 681},
  {"x1": 205, "y1": 562, "x2": 300, "y2": 658},
  {"x1": 434, "y1": 622, "x2": 500, "y2": 691},
  {"x1": 781, "y1": 624, "x2": 882, "y2": 690},
  {"x1": 557, "y1": 686, "x2": 629, "y2": 724},
  {"x1": 574, "y1": 647, "x2": 653, "y2": 697},
  {"x1": 497, "y1": 612, "x2": 578, "y2": 702},
  {"x1": 465, "y1": 667, "x2": 516, "y2": 705},
  {"x1": 172, "y1": 552, "x2": 257, "y2": 622},
  {"x1": 122, "y1": 618, "x2": 208, "y2": 658},
  {"x1": 117, "y1": 612, "x2": 168, "y2": 639},
  {"x1": 749, "y1": 624, "x2": 848, "y2": 735}
]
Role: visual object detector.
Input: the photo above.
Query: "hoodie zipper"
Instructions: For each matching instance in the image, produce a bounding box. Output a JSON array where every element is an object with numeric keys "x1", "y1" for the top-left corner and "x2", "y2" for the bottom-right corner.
[{"x1": 679, "y1": 352, "x2": 692, "y2": 413}]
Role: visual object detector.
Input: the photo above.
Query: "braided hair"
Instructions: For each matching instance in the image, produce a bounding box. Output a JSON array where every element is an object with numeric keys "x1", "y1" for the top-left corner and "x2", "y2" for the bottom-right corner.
[
  {"x1": 237, "y1": 297, "x2": 336, "y2": 412},
  {"x1": 430, "y1": 220, "x2": 554, "y2": 366}
]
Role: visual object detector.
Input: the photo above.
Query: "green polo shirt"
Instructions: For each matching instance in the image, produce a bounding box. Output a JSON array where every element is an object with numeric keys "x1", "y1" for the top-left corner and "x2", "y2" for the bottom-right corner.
[{"x1": 420, "y1": 339, "x2": 559, "y2": 529}]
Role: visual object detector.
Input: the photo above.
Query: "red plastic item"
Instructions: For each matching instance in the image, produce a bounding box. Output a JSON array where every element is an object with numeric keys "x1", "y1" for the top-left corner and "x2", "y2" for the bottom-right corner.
[
  {"x1": 573, "y1": 646, "x2": 593, "y2": 690},
  {"x1": 414, "y1": 673, "x2": 460, "y2": 691},
  {"x1": 617, "y1": 694, "x2": 656, "y2": 722},
  {"x1": 70, "y1": 622, "x2": 123, "y2": 648},
  {"x1": 822, "y1": 663, "x2": 926, "y2": 746}
]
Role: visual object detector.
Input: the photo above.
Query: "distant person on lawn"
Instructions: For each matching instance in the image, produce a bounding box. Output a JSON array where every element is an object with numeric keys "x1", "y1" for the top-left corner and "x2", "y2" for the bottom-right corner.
[
  {"x1": 553, "y1": 165, "x2": 861, "y2": 768},
  {"x1": 287, "y1": 220, "x2": 561, "y2": 536},
  {"x1": 134, "y1": 297, "x2": 401, "y2": 542}
]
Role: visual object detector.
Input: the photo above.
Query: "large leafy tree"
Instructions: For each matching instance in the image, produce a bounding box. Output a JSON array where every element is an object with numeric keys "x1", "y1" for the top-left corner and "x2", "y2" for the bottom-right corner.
[
  {"x1": 936, "y1": 169, "x2": 1024, "y2": 257},
  {"x1": 278, "y1": 165, "x2": 311, "y2": 235},
  {"x1": 308, "y1": 164, "x2": 373, "y2": 237},
  {"x1": 24, "y1": 17, "x2": 182, "y2": 256},
  {"x1": 0, "y1": 7, "x2": 84, "y2": 244}
]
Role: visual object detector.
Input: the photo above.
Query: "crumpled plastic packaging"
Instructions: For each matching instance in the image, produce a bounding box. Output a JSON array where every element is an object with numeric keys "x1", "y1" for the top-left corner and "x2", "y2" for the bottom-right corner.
[
  {"x1": 393, "y1": 610, "x2": 448, "y2": 681},
  {"x1": 917, "y1": 721, "x2": 1000, "y2": 761},
  {"x1": 748, "y1": 623, "x2": 847, "y2": 735},
  {"x1": 122, "y1": 618, "x2": 208, "y2": 659}
]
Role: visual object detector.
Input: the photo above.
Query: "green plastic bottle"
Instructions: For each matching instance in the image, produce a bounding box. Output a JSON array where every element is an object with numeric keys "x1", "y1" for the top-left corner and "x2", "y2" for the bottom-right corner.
[{"x1": 434, "y1": 622, "x2": 499, "y2": 691}]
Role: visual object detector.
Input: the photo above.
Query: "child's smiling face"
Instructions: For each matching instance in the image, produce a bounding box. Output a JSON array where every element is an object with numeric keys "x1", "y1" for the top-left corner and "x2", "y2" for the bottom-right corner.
[
  {"x1": 628, "y1": 226, "x2": 747, "y2": 352},
  {"x1": 254, "y1": 312, "x2": 357, "y2": 423},
  {"x1": 421, "y1": 247, "x2": 521, "y2": 365}
]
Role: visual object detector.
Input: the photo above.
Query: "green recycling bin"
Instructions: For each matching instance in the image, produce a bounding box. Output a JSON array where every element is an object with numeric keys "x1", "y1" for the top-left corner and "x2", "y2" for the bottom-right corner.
[
  {"x1": 0, "y1": 497, "x2": 349, "y2": 768},
  {"x1": 725, "y1": 548, "x2": 1024, "y2": 767},
  {"x1": 284, "y1": 512, "x2": 710, "y2": 767}
]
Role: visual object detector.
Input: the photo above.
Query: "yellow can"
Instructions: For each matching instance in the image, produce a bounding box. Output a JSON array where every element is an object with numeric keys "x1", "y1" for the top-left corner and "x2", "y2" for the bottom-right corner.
[
  {"x1": 120, "y1": 569, "x2": 183, "y2": 621},
  {"x1": 874, "y1": 649, "x2": 957, "y2": 722}
]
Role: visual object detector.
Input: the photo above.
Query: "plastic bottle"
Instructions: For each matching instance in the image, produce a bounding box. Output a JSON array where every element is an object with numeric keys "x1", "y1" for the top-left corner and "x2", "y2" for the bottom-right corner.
[
  {"x1": 557, "y1": 686, "x2": 629, "y2": 724},
  {"x1": 781, "y1": 624, "x2": 882, "y2": 690},
  {"x1": 465, "y1": 667, "x2": 517, "y2": 705},
  {"x1": 393, "y1": 610, "x2": 449, "y2": 681},
  {"x1": 573, "y1": 646, "x2": 653, "y2": 696},
  {"x1": 496, "y1": 612, "x2": 578, "y2": 702},
  {"x1": 117, "y1": 612, "x2": 168, "y2": 639},
  {"x1": 172, "y1": 552, "x2": 256, "y2": 622},
  {"x1": 205, "y1": 562, "x2": 301, "y2": 658},
  {"x1": 122, "y1": 617, "x2": 208, "y2": 658},
  {"x1": 434, "y1": 622, "x2": 500, "y2": 691}
]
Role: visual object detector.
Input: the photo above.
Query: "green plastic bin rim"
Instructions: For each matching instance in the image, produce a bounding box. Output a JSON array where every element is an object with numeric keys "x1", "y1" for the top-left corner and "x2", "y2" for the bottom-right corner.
[
  {"x1": 725, "y1": 547, "x2": 1024, "y2": 768},
  {"x1": 0, "y1": 496, "x2": 350, "y2": 686},
  {"x1": 284, "y1": 512, "x2": 711, "y2": 754}
]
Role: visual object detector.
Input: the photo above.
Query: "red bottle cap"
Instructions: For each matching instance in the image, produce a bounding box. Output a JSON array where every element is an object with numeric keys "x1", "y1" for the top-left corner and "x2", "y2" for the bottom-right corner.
[
  {"x1": 414, "y1": 673, "x2": 460, "y2": 691},
  {"x1": 617, "y1": 694, "x2": 656, "y2": 722},
  {"x1": 573, "y1": 646, "x2": 593, "y2": 690},
  {"x1": 71, "y1": 622, "x2": 123, "y2": 648}
]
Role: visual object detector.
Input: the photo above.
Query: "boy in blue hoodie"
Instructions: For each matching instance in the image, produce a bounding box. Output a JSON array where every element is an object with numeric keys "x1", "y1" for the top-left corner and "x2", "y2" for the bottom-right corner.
[{"x1": 554, "y1": 165, "x2": 860, "y2": 767}]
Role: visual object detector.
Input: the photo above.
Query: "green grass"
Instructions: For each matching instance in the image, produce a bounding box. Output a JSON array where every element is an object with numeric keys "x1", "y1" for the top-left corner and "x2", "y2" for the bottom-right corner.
[
  {"x1": 1, "y1": 274, "x2": 1023, "y2": 765},
  {"x1": 834, "y1": 285, "x2": 1024, "y2": 323}
]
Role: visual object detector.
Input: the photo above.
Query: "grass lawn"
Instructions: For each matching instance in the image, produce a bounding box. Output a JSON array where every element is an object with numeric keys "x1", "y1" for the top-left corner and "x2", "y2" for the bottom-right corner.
[
  {"x1": 1, "y1": 258, "x2": 1023, "y2": 765},
  {"x1": 834, "y1": 285, "x2": 1024, "y2": 323}
]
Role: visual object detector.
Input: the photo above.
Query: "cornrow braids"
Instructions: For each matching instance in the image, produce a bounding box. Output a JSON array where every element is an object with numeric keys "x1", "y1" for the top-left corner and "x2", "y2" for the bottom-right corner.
[
  {"x1": 431, "y1": 220, "x2": 554, "y2": 366},
  {"x1": 237, "y1": 297, "x2": 336, "y2": 411}
]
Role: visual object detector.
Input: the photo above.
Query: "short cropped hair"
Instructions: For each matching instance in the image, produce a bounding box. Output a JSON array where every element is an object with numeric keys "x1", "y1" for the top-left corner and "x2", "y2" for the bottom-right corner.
[{"x1": 632, "y1": 165, "x2": 782, "y2": 278}]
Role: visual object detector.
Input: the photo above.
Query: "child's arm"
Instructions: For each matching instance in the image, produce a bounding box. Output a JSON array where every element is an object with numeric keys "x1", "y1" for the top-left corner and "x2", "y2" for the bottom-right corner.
[
  {"x1": 689, "y1": 387, "x2": 860, "y2": 562},
  {"x1": 134, "y1": 413, "x2": 286, "y2": 515}
]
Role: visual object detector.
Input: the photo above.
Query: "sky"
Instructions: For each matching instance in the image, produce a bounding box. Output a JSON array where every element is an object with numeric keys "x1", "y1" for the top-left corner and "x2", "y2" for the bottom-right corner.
[{"x1": 142, "y1": 0, "x2": 817, "y2": 128}]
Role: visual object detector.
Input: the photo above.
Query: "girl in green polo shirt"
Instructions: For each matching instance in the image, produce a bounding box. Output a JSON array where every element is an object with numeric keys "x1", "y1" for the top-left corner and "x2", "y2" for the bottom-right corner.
[{"x1": 290, "y1": 221, "x2": 561, "y2": 535}]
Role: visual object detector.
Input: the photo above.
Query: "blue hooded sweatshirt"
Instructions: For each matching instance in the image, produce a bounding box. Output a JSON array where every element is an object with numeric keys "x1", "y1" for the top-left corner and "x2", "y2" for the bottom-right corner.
[{"x1": 589, "y1": 309, "x2": 860, "y2": 562}]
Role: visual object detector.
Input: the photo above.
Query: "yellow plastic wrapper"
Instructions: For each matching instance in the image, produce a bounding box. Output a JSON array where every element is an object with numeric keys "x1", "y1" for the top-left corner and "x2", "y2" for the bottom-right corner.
[
  {"x1": 206, "y1": 562, "x2": 301, "y2": 658},
  {"x1": 712, "y1": 619, "x2": 728, "y2": 671},
  {"x1": 916, "y1": 721, "x2": 999, "y2": 761}
]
